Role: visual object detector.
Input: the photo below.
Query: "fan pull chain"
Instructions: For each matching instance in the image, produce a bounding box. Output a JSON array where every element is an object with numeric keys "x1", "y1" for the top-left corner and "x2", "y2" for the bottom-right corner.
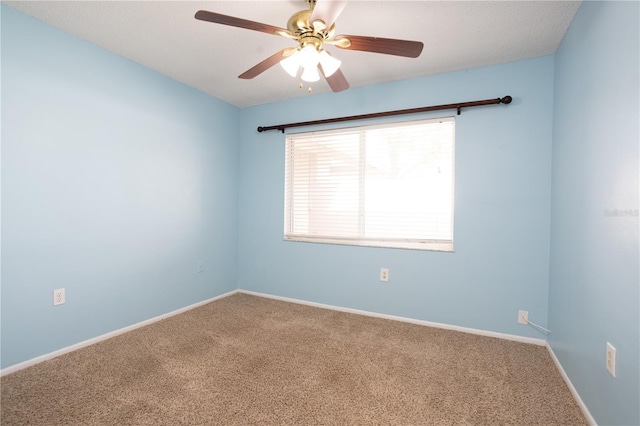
[{"x1": 298, "y1": 82, "x2": 313, "y2": 93}]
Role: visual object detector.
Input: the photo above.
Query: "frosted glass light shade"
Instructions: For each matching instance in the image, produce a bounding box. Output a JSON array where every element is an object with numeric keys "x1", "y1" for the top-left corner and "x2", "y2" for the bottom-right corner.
[
  {"x1": 301, "y1": 66, "x2": 320, "y2": 82},
  {"x1": 319, "y1": 50, "x2": 341, "y2": 77},
  {"x1": 298, "y1": 45, "x2": 320, "y2": 68},
  {"x1": 280, "y1": 51, "x2": 301, "y2": 77}
]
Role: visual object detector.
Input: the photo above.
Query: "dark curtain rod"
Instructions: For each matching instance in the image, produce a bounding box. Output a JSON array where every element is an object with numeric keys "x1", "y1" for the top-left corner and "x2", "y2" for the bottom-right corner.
[{"x1": 257, "y1": 95, "x2": 512, "y2": 133}]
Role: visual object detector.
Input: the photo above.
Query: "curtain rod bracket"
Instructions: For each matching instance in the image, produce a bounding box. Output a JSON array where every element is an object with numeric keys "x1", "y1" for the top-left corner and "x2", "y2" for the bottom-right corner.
[{"x1": 257, "y1": 95, "x2": 513, "y2": 133}]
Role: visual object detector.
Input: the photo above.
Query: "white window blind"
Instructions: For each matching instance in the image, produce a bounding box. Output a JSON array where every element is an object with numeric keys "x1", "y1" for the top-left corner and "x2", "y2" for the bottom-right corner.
[{"x1": 284, "y1": 117, "x2": 455, "y2": 251}]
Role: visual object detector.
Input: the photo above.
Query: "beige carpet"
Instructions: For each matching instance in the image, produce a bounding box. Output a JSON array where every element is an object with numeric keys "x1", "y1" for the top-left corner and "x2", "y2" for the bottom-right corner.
[{"x1": 1, "y1": 293, "x2": 586, "y2": 425}]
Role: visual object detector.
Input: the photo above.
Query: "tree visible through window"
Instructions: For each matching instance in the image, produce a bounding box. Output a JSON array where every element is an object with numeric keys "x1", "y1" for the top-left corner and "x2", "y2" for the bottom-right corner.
[{"x1": 284, "y1": 117, "x2": 455, "y2": 251}]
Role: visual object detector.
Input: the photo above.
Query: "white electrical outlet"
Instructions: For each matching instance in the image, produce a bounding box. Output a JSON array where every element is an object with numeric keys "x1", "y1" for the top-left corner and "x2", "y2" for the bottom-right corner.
[
  {"x1": 380, "y1": 268, "x2": 389, "y2": 282},
  {"x1": 53, "y1": 288, "x2": 65, "y2": 306},
  {"x1": 606, "y1": 342, "x2": 616, "y2": 377},
  {"x1": 197, "y1": 261, "x2": 204, "y2": 273},
  {"x1": 517, "y1": 310, "x2": 528, "y2": 325}
]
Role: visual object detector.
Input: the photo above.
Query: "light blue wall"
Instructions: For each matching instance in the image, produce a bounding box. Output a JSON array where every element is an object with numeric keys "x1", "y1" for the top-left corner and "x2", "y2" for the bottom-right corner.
[
  {"x1": 238, "y1": 56, "x2": 554, "y2": 339},
  {"x1": 549, "y1": 2, "x2": 639, "y2": 425},
  {"x1": 1, "y1": 5, "x2": 240, "y2": 368}
]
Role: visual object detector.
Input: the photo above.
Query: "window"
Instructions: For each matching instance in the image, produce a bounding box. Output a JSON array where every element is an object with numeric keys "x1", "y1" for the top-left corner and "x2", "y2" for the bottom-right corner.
[{"x1": 284, "y1": 117, "x2": 455, "y2": 251}]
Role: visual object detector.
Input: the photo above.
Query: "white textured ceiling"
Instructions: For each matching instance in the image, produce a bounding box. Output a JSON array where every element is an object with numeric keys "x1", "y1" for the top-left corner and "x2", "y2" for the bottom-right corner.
[{"x1": 5, "y1": 1, "x2": 581, "y2": 108}]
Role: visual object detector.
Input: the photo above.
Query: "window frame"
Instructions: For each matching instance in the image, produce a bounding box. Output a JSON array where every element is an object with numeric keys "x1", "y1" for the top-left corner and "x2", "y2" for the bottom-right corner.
[{"x1": 284, "y1": 116, "x2": 455, "y2": 252}]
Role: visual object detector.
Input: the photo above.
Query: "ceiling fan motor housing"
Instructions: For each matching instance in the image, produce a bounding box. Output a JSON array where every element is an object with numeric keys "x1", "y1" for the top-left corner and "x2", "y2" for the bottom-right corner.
[{"x1": 287, "y1": 9, "x2": 336, "y2": 50}]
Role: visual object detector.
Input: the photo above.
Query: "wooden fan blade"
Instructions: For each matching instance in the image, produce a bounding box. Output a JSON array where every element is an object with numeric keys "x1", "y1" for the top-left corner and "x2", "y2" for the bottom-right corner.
[
  {"x1": 310, "y1": 0, "x2": 347, "y2": 29},
  {"x1": 333, "y1": 35, "x2": 424, "y2": 58},
  {"x1": 320, "y1": 65, "x2": 350, "y2": 92},
  {"x1": 195, "y1": 10, "x2": 292, "y2": 37},
  {"x1": 239, "y1": 49, "x2": 290, "y2": 79}
]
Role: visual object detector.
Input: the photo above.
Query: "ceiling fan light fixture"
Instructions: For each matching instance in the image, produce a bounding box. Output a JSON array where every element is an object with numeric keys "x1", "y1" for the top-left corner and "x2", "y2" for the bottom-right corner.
[
  {"x1": 280, "y1": 45, "x2": 324, "y2": 81},
  {"x1": 318, "y1": 50, "x2": 341, "y2": 77}
]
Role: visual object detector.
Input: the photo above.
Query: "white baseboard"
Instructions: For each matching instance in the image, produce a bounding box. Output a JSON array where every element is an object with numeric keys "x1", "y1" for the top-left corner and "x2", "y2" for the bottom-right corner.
[
  {"x1": 0, "y1": 290, "x2": 239, "y2": 377},
  {"x1": 239, "y1": 290, "x2": 547, "y2": 346},
  {"x1": 545, "y1": 342, "x2": 597, "y2": 426}
]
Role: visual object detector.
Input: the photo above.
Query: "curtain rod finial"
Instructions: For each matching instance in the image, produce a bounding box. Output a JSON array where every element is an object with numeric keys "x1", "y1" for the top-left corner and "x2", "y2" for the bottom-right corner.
[{"x1": 501, "y1": 96, "x2": 512, "y2": 104}]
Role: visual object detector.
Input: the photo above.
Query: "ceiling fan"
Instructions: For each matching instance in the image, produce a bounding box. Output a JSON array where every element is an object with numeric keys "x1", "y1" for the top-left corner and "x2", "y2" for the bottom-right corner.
[{"x1": 195, "y1": 0, "x2": 424, "y2": 93}]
